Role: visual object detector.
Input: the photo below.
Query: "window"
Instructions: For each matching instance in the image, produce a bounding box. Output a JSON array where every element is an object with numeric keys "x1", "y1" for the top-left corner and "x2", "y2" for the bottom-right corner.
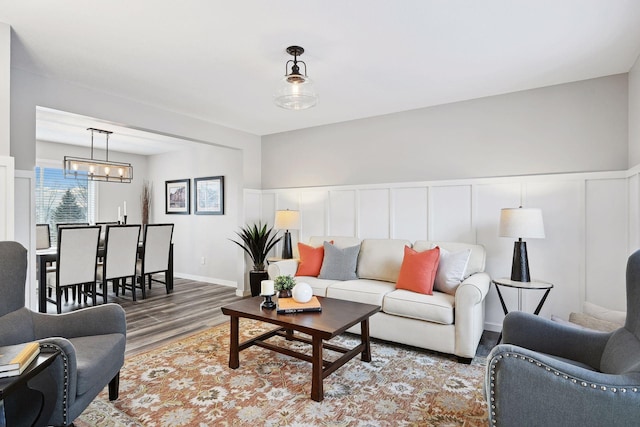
[{"x1": 35, "y1": 165, "x2": 96, "y2": 244}]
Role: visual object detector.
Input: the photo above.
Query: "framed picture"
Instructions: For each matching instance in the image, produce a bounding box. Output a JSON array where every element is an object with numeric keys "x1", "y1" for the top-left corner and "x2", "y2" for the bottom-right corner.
[
  {"x1": 194, "y1": 176, "x2": 225, "y2": 215},
  {"x1": 165, "y1": 179, "x2": 190, "y2": 214}
]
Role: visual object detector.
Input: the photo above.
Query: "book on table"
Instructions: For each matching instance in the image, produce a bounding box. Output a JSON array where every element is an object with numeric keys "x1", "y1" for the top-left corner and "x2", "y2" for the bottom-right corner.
[
  {"x1": 0, "y1": 342, "x2": 41, "y2": 378},
  {"x1": 277, "y1": 296, "x2": 322, "y2": 314}
]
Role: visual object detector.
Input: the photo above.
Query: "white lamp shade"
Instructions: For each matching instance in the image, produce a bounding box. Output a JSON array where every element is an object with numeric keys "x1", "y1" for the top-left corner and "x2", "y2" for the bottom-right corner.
[
  {"x1": 499, "y1": 208, "x2": 545, "y2": 239},
  {"x1": 274, "y1": 210, "x2": 300, "y2": 230}
]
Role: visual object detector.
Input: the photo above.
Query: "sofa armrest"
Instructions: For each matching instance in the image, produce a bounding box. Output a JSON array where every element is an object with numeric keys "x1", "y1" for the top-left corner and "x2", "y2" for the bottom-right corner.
[
  {"x1": 268, "y1": 259, "x2": 299, "y2": 279},
  {"x1": 454, "y1": 272, "x2": 490, "y2": 358},
  {"x1": 455, "y1": 272, "x2": 490, "y2": 307},
  {"x1": 486, "y1": 344, "x2": 640, "y2": 426}
]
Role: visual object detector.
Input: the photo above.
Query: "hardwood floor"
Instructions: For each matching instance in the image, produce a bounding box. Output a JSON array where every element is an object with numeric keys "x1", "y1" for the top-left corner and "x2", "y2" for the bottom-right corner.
[{"x1": 48, "y1": 276, "x2": 242, "y2": 356}]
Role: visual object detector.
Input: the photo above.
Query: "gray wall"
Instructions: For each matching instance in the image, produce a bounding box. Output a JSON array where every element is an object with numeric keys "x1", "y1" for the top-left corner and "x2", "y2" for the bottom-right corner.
[
  {"x1": 10, "y1": 69, "x2": 262, "y2": 188},
  {"x1": 262, "y1": 75, "x2": 629, "y2": 189}
]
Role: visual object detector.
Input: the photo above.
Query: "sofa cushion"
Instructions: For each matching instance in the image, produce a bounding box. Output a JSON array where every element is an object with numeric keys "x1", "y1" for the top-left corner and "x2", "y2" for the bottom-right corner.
[
  {"x1": 293, "y1": 276, "x2": 340, "y2": 297},
  {"x1": 357, "y1": 239, "x2": 412, "y2": 283},
  {"x1": 326, "y1": 279, "x2": 395, "y2": 306},
  {"x1": 296, "y1": 242, "x2": 327, "y2": 277},
  {"x1": 413, "y1": 241, "x2": 485, "y2": 277},
  {"x1": 383, "y1": 289, "x2": 455, "y2": 325},
  {"x1": 318, "y1": 242, "x2": 360, "y2": 280},
  {"x1": 396, "y1": 246, "x2": 440, "y2": 295},
  {"x1": 434, "y1": 247, "x2": 471, "y2": 295}
]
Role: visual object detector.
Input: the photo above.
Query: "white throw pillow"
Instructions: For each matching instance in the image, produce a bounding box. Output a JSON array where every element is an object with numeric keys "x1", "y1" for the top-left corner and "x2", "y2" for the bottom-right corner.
[
  {"x1": 583, "y1": 301, "x2": 626, "y2": 326},
  {"x1": 434, "y1": 248, "x2": 471, "y2": 295}
]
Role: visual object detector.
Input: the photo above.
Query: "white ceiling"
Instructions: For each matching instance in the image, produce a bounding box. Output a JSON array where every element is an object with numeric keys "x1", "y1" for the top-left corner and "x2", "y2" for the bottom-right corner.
[{"x1": 3, "y1": 1, "x2": 640, "y2": 153}]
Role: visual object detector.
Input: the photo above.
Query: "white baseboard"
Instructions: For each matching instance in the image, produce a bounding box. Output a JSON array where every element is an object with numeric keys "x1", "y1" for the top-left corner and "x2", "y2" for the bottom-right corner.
[
  {"x1": 174, "y1": 272, "x2": 237, "y2": 288},
  {"x1": 484, "y1": 321, "x2": 502, "y2": 333}
]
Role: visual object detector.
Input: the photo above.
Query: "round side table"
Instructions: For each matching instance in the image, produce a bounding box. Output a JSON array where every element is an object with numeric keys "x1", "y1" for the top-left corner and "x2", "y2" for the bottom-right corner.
[{"x1": 492, "y1": 278, "x2": 554, "y2": 343}]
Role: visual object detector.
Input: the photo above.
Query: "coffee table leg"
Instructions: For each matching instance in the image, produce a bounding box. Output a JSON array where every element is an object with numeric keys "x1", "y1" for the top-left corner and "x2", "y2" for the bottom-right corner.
[
  {"x1": 229, "y1": 316, "x2": 239, "y2": 369},
  {"x1": 311, "y1": 335, "x2": 324, "y2": 402},
  {"x1": 361, "y1": 319, "x2": 372, "y2": 362}
]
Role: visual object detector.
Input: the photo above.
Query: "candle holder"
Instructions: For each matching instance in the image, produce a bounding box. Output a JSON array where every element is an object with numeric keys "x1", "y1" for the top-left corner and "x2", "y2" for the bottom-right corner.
[
  {"x1": 260, "y1": 293, "x2": 276, "y2": 310},
  {"x1": 123, "y1": 215, "x2": 127, "y2": 225}
]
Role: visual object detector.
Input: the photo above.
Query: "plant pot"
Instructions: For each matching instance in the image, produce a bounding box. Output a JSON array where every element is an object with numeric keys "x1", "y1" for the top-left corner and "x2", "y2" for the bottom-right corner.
[
  {"x1": 278, "y1": 289, "x2": 292, "y2": 299},
  {"x1": 249, "y1": 271, "x2": 269, "y2": 297}
]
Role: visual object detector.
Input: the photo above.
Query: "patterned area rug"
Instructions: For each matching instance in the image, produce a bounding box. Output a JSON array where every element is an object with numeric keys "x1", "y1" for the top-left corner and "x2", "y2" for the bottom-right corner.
[{"x1": 76, "y1": 319, "x2": 488, "y2": 426}]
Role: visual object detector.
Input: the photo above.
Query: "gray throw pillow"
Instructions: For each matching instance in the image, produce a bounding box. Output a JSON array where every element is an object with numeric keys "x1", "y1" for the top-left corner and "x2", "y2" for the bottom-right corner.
[{"x1": 318, "y1": 242, "x2": 360, "y2": 280}]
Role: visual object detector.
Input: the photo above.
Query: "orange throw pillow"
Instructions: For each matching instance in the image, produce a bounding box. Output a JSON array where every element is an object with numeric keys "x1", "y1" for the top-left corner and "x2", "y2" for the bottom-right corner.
[
  {"x1": 396, "y1": 246, "x2": 441, "y2": 295},
  {"x1": 295, "y1": 242, "x2": 326, "y2": 277}
]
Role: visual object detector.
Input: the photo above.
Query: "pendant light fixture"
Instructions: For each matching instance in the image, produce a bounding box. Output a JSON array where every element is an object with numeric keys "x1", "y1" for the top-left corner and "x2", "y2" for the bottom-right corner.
[
  {"x1": 274, "y1": 45, "x2": 318, "y2": 110},
  {"x1": 64, "y1": 127, "x2": 133, "y2": 183}
]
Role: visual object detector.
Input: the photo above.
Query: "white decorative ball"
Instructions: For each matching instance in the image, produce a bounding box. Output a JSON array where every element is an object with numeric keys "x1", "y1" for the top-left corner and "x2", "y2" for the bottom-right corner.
[{"x1": 292, "y1": 282, "x2": 313, "y2": 303}]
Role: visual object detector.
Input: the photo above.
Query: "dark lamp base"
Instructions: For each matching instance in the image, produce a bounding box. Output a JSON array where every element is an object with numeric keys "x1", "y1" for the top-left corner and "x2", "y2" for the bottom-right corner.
[
  {"x1": 511, "y1": 240, "x2": 531, "y2": 282},
  {"x1": 282, "y1": 230, "x2": 293, "y2": 259}
]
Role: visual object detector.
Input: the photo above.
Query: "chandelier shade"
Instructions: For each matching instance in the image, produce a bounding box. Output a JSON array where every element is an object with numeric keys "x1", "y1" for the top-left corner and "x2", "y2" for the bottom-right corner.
[
  {"x1": 63, "y1": 128, "x2": 133, "y2": 183},
  {"x1": 274, "y1": 45, "x2": 318, "y2": 110}
]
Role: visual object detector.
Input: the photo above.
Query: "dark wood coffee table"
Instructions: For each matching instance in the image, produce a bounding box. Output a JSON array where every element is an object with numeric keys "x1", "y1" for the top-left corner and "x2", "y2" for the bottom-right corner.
[{"x1": 221, "y1": 296, "x2": 380, "y2": 402}]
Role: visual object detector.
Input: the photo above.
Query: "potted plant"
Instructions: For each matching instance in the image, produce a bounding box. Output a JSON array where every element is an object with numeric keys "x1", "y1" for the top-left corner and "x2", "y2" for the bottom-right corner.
[
  {"x1": 230, "y1": 222, "x2": 282, "y2": 296},
  {"x1": 274, "y1": 275, "x2": 296, "y2": 298}
]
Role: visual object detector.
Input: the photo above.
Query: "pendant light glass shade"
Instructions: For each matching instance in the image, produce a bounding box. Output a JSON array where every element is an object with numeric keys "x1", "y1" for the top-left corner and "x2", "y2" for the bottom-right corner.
[
  {"x1": 274, "y1": 45, "x2": 318, "y2": 110},
  {"x1": 274, "y1": 75, "x2": 318, "y2": 110}
]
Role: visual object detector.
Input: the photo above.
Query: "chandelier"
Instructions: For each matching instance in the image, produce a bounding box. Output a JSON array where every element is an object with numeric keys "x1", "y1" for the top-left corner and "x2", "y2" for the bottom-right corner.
[
  {"x1": 63, "y1": 127, "x2": 133, "y2": 183},
  {"x1": 274, "y1": 45, "x2": 318, "y2": 110}
]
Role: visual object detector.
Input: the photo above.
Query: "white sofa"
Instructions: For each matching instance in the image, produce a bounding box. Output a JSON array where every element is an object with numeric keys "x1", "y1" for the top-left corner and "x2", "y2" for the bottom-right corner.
[{"x1": 268, "y1": 236, "x2": 491, "y2": 360}]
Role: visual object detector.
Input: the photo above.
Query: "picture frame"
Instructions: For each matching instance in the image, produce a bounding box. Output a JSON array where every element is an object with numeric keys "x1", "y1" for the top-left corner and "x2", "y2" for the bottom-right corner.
[
  {"x1": 194, "y1": 176, "x2": 225, "y2": 215},
  {"x1": 165, "y1": 179, "x2": 190, "y2": 214}
]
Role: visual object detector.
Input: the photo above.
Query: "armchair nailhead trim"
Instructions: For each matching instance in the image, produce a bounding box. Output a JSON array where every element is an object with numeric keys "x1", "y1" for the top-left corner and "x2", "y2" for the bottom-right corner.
[
  {"x1": 487, "y1": 350, "x2": 640, "y2": 427},
  {"x1": 41, "y1": 343, "x2": 70, "y2": 426}
]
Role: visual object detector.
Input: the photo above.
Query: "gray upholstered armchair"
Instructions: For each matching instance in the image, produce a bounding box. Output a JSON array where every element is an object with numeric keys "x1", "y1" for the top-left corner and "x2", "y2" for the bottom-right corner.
[
  {"x1": 0, "y1": 241, "x2": 126, "y2": 426},
  {"x1": 485, "y1": 250, "x2": 640, "y2": 426}
]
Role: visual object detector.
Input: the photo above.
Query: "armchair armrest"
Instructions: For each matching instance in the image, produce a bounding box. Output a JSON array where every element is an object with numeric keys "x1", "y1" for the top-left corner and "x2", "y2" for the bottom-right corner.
[
  {"x1": 268, "y1": 259, "x2": 299, "y2": 279},
  {"x1": 503, "y1": 311, "x2": 612, "y2": 369},
  {"x1": 32, "y1": 303, "x2": 126, "y2": 339},
  {"x1": 487, "y1": 344, "x2": 640, "y2": 426},
  {"x1": 38, "y1": 337, "x2": 78, "y2": 418}
]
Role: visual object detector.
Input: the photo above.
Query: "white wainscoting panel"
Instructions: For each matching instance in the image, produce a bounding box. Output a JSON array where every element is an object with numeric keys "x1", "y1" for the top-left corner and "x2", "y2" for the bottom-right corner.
[
  {"x1": 392, "y1": 187, "x2": 428, "y2": 241},
  {"x1": 329, "y1": 190, "x2": 357, "y2": 237},
  {"x1": 474, "y1": 182, "x2": 522, "y2": 329},
  {"x1": 244, "y1": 190, "x2": 263, "y2": 225},
  {"x1": 585, "y1": 178, "x2": 628, "y2": 311},
  {"x1": 525, "y1": 179, "x2": 584, "y2": 318},
  {"x1": 300, "y1": 190, "x2": 328, "y2": 243},
  {"x1": 15, "y1": 171, "x2": 35, "y2": 310},
  {"x1": 429, "y1": 185, "x2": 473, "y2": 243},
  {"x1": 0, "y1": 155, "x2": 14, "y2": 240},
  {"x1": 358, "y1": 188, "x2": 390, "y2": 239},
  {"x1": 629, "y1": 173, "x2": 640, "y2": 254}
]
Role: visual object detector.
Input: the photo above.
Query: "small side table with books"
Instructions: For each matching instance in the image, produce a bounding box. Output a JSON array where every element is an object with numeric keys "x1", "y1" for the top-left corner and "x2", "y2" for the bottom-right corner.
[{"x1": 0, "y1": 343, "x2": 60, "y2": 427}]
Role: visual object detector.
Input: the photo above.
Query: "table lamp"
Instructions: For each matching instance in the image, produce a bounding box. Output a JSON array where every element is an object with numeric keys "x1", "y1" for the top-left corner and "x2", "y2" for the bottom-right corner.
[
  {"x1": 499, "y1": 207, "x2": 545, "y2": 282},
  {"x1": 274, "y1": 209, "x2": 300, "y2": 259}
]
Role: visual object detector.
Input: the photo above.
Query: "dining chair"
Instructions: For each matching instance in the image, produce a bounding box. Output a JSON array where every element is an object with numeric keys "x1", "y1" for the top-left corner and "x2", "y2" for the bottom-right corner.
[
  {"x1": 36, "y1": 223, "x2": 58, "y2": 298},
  {"x1": 36, "y1": 223, "x2": 52, "y2": 249},
  {"x1": 134, "y1": 223, "x2": 174, "y2": 299},
  {"x1": 47, "y1": 225, "x2": 101, "y2": 314},
  {"x1": 96, "y1": 224, "x2": 141, "y2": 303}
]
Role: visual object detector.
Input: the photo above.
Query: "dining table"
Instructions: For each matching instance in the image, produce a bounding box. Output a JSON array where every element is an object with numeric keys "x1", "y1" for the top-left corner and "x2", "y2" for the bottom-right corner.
[{"x1": 35, "y1": 243, "x2": 174, "y2": 313}]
